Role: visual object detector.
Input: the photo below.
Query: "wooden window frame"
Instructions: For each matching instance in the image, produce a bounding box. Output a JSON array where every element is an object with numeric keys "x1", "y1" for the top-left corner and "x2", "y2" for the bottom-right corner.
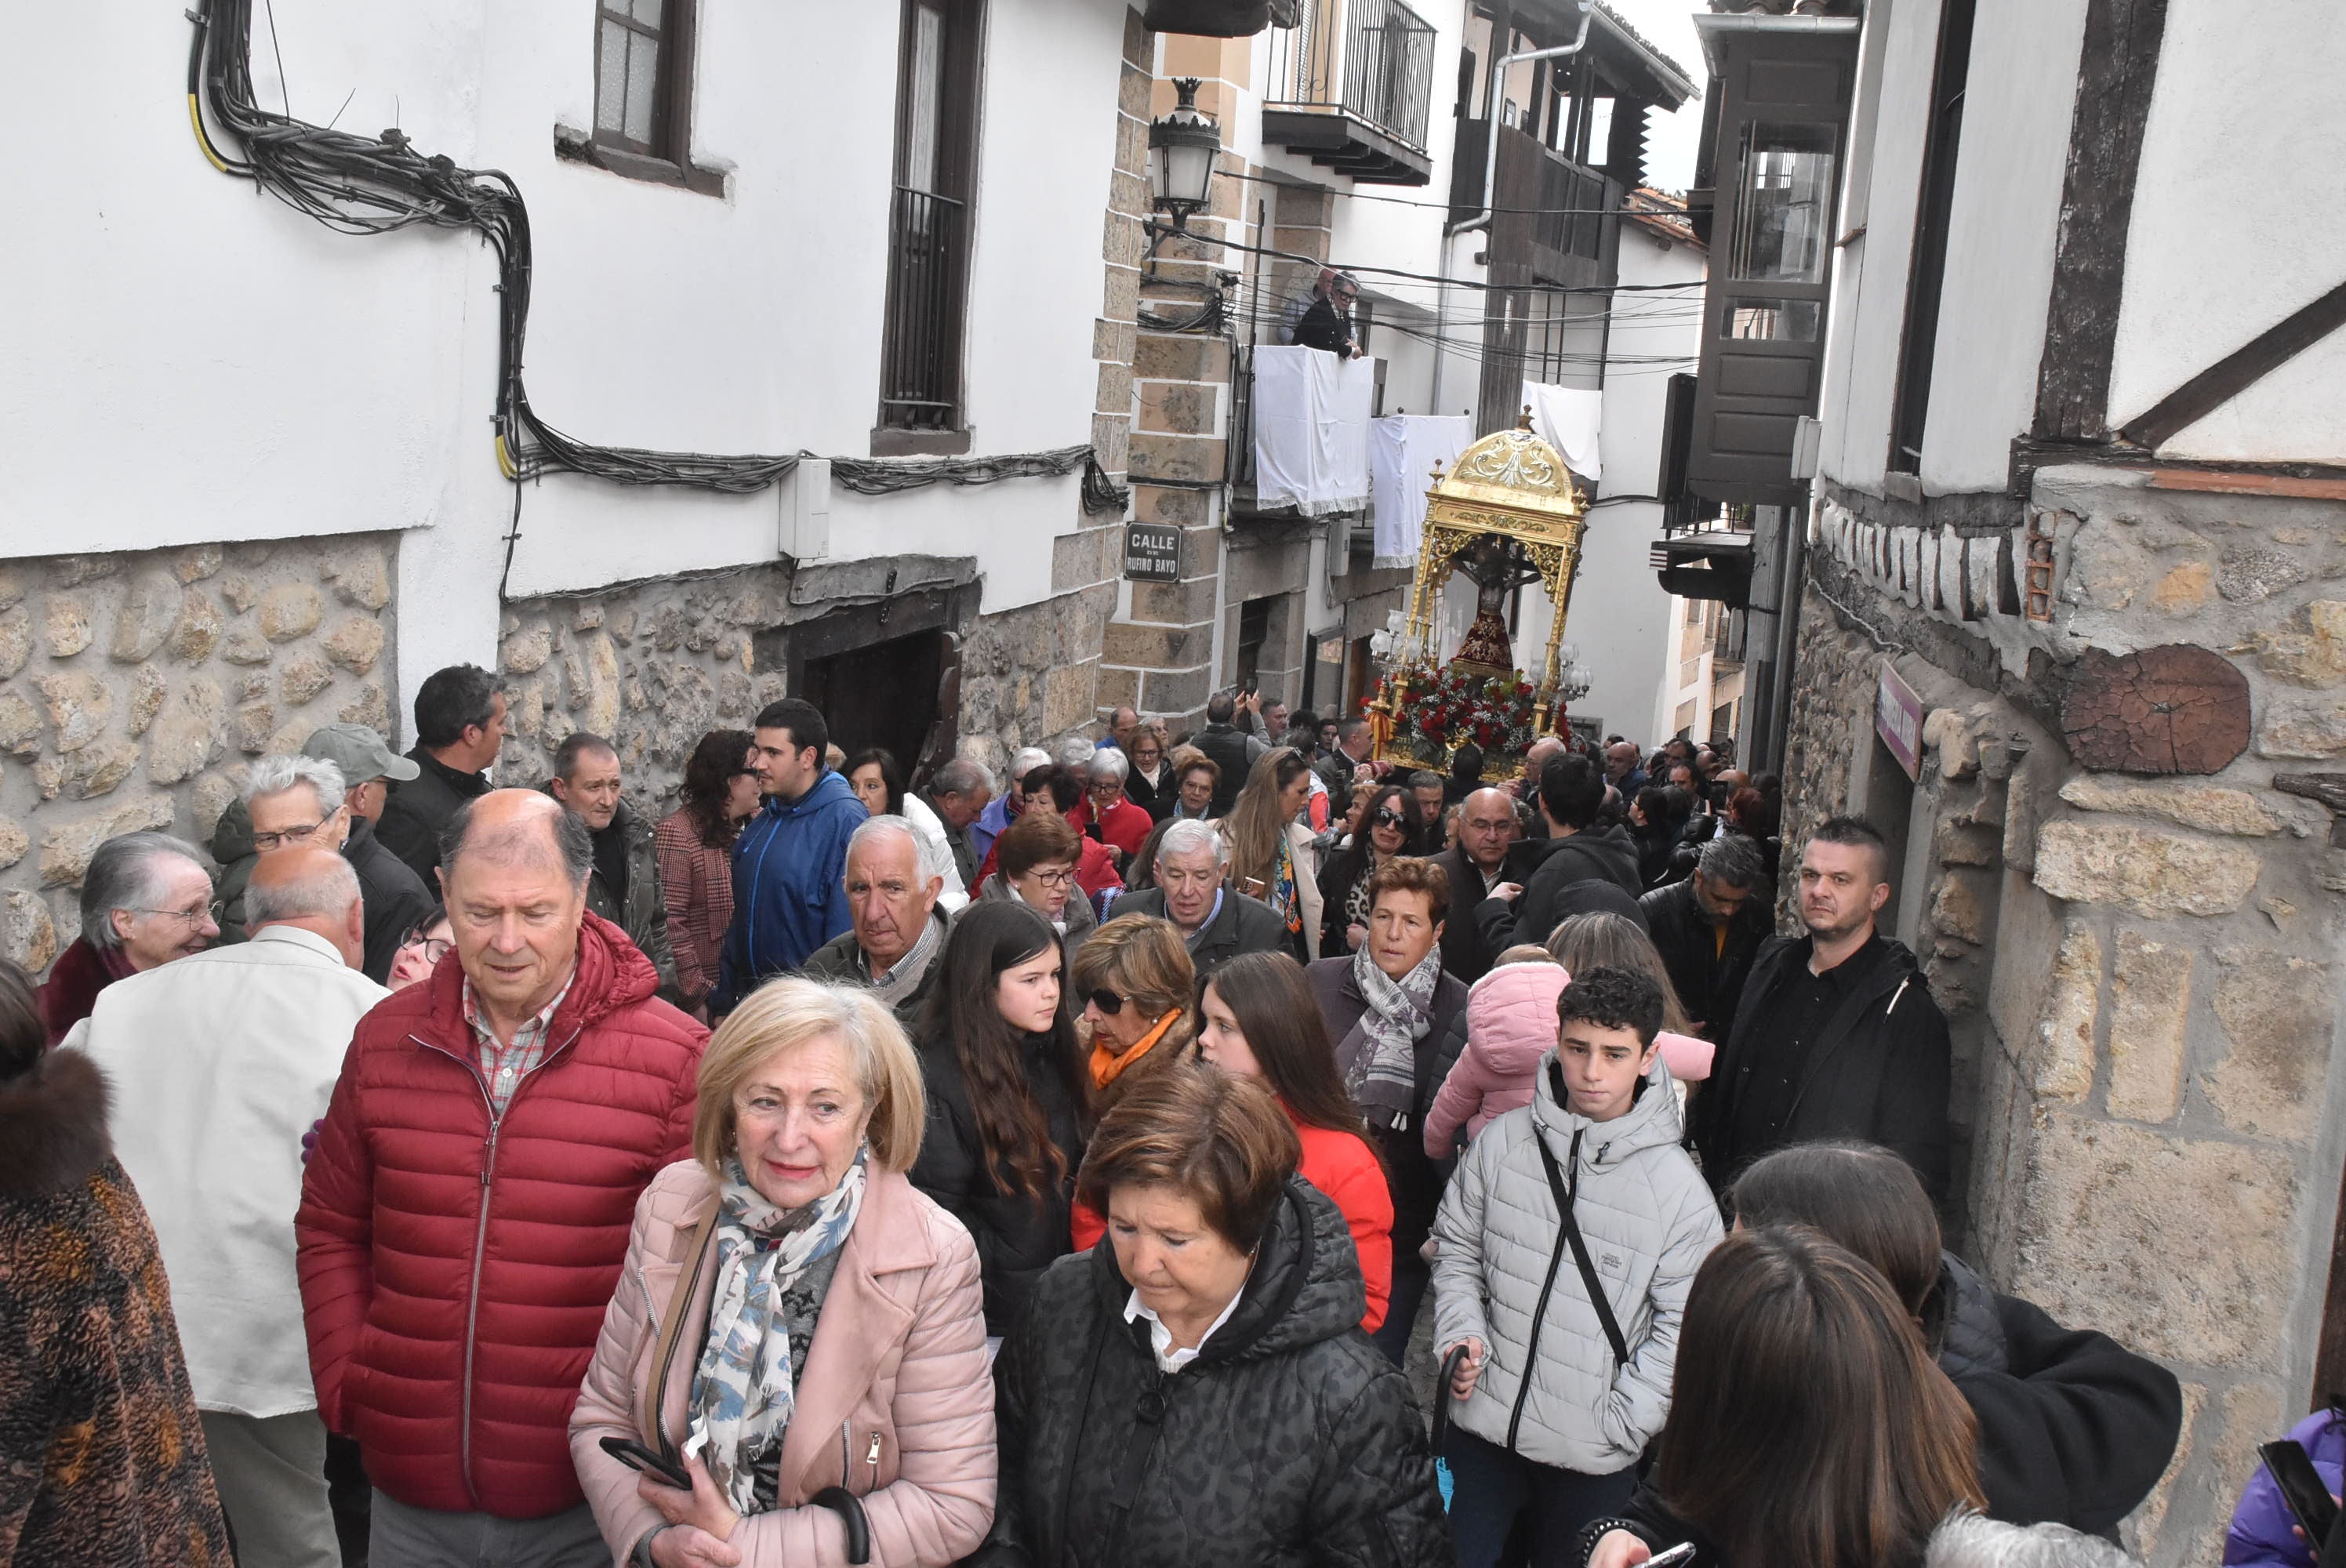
[
  {"x1": 554, "y1": 0, "x2": 726, "y2": 198},
  {"x1": 873, "y1": 0, "x2": 987, "y2": 455}
]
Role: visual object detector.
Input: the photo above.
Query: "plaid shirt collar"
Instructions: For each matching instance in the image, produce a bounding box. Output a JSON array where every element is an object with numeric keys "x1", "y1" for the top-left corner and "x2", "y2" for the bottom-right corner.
[{"x1": 461, "y1": 968, "x2": 577, "y2": 1109}]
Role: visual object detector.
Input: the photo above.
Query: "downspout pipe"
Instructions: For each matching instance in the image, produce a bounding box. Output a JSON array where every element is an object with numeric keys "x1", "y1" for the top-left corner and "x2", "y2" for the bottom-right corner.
[{"x1": 1433, "y1": 0, "x2": 1597, "y2": 414}]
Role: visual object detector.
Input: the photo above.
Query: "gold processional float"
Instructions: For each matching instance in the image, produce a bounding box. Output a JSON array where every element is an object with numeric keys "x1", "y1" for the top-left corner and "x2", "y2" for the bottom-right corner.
[{"x1": 1366, "y1": 411, "x2": 1594, "y2": 780}]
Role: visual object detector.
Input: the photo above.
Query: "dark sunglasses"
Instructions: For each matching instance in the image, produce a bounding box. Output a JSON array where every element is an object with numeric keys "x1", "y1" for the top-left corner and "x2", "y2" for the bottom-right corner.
[
  {"x1": 1372, "y1": 808, "x2": 1407, "y2": 829},
  {"x1": 1087, "y1": 988, "x2": 1129, "y2": 1016}
]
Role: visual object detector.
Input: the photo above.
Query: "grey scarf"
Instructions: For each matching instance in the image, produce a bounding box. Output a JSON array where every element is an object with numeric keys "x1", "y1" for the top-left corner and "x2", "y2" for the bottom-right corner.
[
  {"x1": 1345, "y1": 942, "x2": 1440, "y2": 1130},
  {"x1": 866, "y1": 913, "x2": 942, "y2": 1004}
]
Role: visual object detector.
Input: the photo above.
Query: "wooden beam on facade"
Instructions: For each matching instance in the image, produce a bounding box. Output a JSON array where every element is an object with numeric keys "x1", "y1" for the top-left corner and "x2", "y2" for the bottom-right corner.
[{"x1": 2117, "y1": 278, "x2": 2346, "y2": 451}]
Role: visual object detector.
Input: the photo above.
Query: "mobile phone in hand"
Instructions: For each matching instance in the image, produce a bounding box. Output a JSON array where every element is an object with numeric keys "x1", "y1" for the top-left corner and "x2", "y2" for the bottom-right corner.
[
  {"x1": 2261, "y1": 1439, "x2": 2340, "y2": 1545},
  {"x1": 1646, "y1": 1544, "x2": 1698, "y2": 1568},
  {"x1": 600, "y1": 1435, "x2": 692, "y2": 1490}
]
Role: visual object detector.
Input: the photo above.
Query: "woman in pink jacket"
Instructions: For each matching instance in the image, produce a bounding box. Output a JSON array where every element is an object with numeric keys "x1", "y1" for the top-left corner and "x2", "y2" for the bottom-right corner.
[{"x1": 571, "y1": 978, "x2": 995, "y2": 1567}]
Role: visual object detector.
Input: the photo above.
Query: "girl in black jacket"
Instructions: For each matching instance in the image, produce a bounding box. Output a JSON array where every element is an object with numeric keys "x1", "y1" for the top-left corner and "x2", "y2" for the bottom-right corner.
[
  {"x1": 909, "y1": 900, "x2": 1091, "y2": 1338},
  {"x1": 986, "y1": 1069, "x2": 1452, "y2": 1568},
  {"x1": 1727, "y1": 1142, "x2": 2184, "y2": 1539}
]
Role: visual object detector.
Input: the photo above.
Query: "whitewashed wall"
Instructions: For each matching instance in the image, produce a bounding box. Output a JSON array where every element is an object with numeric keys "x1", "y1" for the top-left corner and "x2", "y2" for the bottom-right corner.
[
  {"x1": 2108, "y1": 0, "x2": 2346, "y2": 464},
  {"x1": 3, "y1": 0, "x2": 1129, "y2": 732}
]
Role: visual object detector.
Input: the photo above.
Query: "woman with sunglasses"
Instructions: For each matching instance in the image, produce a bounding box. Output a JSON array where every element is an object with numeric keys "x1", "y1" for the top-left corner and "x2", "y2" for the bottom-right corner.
[
  {"x1": 1316, "y1": 782, "x2": 1429, "y2": 958},
  {"x1": 1066, "y1": 915, "x2": 1197, "y2": 1250},
  {"x1": 1194, "y1": 951, "x2": 1392, "y2": 1332},
  {"x1": 654, "y1": 728, "x2": 759, "y2": 1017},
  {"x1": 385, "y1": 906, "x2": 453, "y2": 992},
  {"x1": 909, "y1": 901, "x2": 1091, "y2": 1343}
]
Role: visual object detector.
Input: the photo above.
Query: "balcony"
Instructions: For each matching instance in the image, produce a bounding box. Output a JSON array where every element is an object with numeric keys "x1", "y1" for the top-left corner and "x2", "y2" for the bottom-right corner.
[
  {"x1": 1262, "y1": 0, "x2": 1439, "y2": 186},
  {"x1": 1649, "y1": 508, "x2": 1756, "y2": 607}
]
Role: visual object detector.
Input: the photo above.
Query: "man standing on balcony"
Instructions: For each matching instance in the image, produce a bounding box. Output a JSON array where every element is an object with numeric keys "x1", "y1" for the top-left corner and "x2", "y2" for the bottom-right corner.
[{"x1": 1295, "y1": 271, "x2": 1365, "y2": 359}]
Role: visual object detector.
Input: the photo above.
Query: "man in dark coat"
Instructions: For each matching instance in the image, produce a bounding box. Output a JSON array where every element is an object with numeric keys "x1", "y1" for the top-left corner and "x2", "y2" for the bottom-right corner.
[
  {"x1": 1474, "y1": 750, "x2": 1643, "y2": 954},
  {"x1": 542, "y1": 731, "x2": 676, "y2": 989},
  {"x1": 375, "y1": 663, "x2": 507, "y2": 888},
  {"x1": 1692, "y1": 815, "x2": 1952, "y2": 1200},
  {"x1": 1293, "y1": 271, "x2": 1363, "y2": 358},
  {"x1": 1639, "y1": 830, "x2": 1772, "y2": 1040},
  {"x1": 1191, "y1": 689, "x2": 1262, "y2": 818},
  {"x1": 1316, "y1": 717, "x2": 1374, "y2": 800},
  {"x1": 1433, "y1": 786, "x2": 1520, "y2": 985},
  {"x1": 797, "y1": 816, "x2": 948, "y2": 1022},
  {"x1": 1309, "y1": 858, "x2": 1469, "y2": 1363},
  {"x1": 921, "y1": 757, "x2": 993, "y2": 891},
  {"x1": 1109, "y1": 819, "x2": 1287, "y2": 975}
]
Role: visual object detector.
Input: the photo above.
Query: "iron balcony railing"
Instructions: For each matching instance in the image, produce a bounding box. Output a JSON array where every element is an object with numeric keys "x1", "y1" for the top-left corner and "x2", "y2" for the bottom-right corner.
[
  {"x1": 878, "y1": 185, "x2": 968, "y2": 431},
  {"x1": 1265, "y1": 0, "x2": 1439, "y2": 152}
]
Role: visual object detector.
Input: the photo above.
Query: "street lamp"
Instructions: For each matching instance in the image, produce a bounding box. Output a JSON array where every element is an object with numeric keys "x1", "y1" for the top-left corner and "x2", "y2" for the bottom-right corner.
[
  {"x1": 1556, "y1": 641, "x2": 1592, "y2": 705},
  {"x1": 1148, "y1": 78, "x2": 1220, "y2": 231}
]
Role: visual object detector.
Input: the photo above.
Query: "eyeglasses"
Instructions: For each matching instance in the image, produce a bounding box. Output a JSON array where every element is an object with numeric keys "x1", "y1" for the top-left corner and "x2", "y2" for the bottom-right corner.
[
  {"x1": 1022, "y1": 867, "x2": 1077, "y2": 891},
  {"x1": 125, "y1": 903, "x2": 221, "y2": 931},
  {"x1": 401, "y1": 935, "x2": 454, "y2": 964},
  {"x1": 251, "y1": 822, "x2": 326, "y2": 852},
  {"x1": 1087, "y1": 988, "x2": 1129, "y2": 1016}
]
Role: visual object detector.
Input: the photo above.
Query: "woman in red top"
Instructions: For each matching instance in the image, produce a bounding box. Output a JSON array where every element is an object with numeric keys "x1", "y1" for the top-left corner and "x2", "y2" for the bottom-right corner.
[{"x1": 1194, "y1": 951, "x2": 1393, "y2": 1333}]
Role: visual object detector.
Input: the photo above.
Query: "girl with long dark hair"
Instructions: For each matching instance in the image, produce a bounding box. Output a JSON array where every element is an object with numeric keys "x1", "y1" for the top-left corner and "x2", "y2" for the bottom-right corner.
[
  {"x1": 655, "y1": 728, "x2": 757, "y2": 1014},
  {"x1": 1317, "y1": 782, "x2": 1430, "y2": 956},
  {"x1": 1194, "y1": 951, "x2": 1393, "y2": 1330},
  {"x1": 1582, "y1": 1226, "x2": 1987, "y2": 1568},
  {"x1": 908, "y1": 899, "x2": 1091, "y2": 1338}
]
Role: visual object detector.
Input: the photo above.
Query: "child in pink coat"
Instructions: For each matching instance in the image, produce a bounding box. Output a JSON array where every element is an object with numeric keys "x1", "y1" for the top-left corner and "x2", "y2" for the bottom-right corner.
[{"x1": 1423, "y1": 949, "x2": 1715, "y2": 1159}]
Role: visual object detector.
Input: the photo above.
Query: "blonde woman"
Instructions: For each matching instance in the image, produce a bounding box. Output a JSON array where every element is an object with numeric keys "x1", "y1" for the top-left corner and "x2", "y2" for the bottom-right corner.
[
  {"x1": 571, "y1": 979, "x2": 994, "y2": 1567},
  {"x1": 1218, "y1": 746, "x2": 1324, "y2": 961}
]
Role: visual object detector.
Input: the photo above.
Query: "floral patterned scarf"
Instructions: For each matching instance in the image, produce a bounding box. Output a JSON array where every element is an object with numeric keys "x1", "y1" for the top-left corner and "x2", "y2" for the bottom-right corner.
[{"x1": 685, "y1": 1147, "x2": 867, "y2": 1512}]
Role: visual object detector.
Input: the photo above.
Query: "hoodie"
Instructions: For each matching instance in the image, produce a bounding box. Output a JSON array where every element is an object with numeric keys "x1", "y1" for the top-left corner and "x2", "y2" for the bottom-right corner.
[
  {"x1": 1473, "y1": 822, "x2": 1645, "y2": 954},
  {"x1": 711, "y1": 768, "x2": 866, "y2": 1012},
  {"x1": 1424, "y1": 961, "x2": 1574, "y2": 1156}
]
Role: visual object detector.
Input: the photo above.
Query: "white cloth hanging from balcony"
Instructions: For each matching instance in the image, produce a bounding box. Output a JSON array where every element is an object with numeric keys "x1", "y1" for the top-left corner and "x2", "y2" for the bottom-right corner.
[
  {"x1": 1369, "y1": 414, "x2": 1474, "y2": 568},
  {"x1": 1520, "y1": 379, "x2": 1603, "y2": 482},
  {"x1": 1253, "y1": 345, "x2": 1377, "y2": 516}
]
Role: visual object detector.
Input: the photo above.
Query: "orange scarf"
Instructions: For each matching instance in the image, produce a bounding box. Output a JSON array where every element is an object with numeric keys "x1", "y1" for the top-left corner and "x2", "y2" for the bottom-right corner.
[{"x1": 1091, "y1": 1008, "x2": 1183, "y2": 1089}]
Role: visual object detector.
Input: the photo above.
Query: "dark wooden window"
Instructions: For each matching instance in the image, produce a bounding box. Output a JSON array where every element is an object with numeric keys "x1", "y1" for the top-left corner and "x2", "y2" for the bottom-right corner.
[
  {"x1": 1887, "y1": 0, "x2": 1977, "y2": 474},
  {"x1": 876, "y1": 0, "x2": 986, "y2": 452},
  {"x1": 558, "y1": 0, "x2": 722, "y2": 194}
]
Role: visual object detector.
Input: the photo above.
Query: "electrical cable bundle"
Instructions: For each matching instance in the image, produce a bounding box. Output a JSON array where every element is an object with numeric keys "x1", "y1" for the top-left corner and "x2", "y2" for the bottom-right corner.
[{"x1": 184, "y1": 0, "x2": 1126, "y2": 522}]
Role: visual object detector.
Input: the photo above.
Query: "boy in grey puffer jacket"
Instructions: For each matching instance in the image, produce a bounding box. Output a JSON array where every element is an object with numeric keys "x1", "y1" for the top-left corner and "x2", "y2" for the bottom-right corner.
[{"x1": 1430, "y1": 967, "x2": 1723, "y2": 1568}]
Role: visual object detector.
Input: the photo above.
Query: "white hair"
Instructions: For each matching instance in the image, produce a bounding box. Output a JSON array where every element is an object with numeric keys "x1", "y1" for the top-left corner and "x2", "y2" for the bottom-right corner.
[
  {"x1": 245, "y1": 854, "x2": 362, "y2": 927},
  {"x1": 1088, "y1": 748, "x2": 1130, "y2": 783},
  {"x1": 1055, "y1": 735, "x2": 1096, "y2": 769},
  {"x1": 242, "y1": 753, "x2": 347, "y2": 816},
  {"x1": 1156, "y1": 818, "x2": 1228, "y2": 866},
  {"x1": 1923, "y1": 1512, "x2": 2142, "y2": 1568},
  {"x1": 81, "y1": 832, "x2": 208, "y2": 951},
  {"x1": 1010, "y1": 746, "x2": 1052, "y2": 783},
  {"x1": 846, "y1": 813, "x2": 950, "y2": 887}
]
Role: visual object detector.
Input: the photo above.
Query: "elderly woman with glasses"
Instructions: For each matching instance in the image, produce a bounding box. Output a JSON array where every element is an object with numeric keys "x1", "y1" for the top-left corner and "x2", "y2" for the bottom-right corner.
[
  {"x1": 38, "y1": 830, "x2": 220, "y2": 1047},
  {"x1": 571, "y1": 978, "x2": 994, "y2": 1568},
  {"x1": 975, "y1": 808, "x2": 1098, "y2": 968},
  {"x1": 1078, "y1": 749, "x2": 1154, "y2": 868}
]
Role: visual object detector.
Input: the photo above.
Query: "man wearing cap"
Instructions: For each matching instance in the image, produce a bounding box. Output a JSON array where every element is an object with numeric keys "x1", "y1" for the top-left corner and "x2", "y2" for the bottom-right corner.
[{"x1": 211, "y1": 724, "x2": 437, "y2": 984}]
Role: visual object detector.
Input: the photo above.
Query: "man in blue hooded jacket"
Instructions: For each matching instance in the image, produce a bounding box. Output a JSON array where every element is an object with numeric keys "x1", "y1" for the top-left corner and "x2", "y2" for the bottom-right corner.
[{"x1": 710, "y1": 698, "x2": 865, "y2": 1015}]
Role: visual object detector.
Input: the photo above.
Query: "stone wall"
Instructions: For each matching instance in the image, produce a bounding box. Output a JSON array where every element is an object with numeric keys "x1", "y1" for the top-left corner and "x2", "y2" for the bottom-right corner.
[
  {"x1": 1792, "y1": 466, "x2": 2346, "y2": 1565},
  {"x1": 0, "y1": 535, "x2": 398, "y2": 974}
]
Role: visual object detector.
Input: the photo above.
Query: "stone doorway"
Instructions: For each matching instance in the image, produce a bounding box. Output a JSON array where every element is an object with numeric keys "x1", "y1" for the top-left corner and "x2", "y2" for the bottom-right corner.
[{"x1": 802, "y1": 629, "x2": 948, "y2": 779}]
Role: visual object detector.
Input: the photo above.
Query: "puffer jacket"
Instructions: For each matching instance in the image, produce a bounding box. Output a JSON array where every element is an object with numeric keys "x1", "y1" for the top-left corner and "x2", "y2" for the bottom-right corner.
[
  {"x1": 2228, "y1": 1404, "x2": 2345, "y2": 1566},
  {"x1": 568, "y1": 1161, "x2": 995, "y2": 1565},
  {"x1": 988, "y1": 1178, "x2": 1453, "y2": 1568},
  {"x1": 1424, "y1": 961, "x2": 1571, "y2": 1157},
  {"x1": 1432, "y1": 1054, "x2": 1723, "y2": 1475},
  {"x1": 295, "y1": 911, "x2": 707, "y2": 1518}
]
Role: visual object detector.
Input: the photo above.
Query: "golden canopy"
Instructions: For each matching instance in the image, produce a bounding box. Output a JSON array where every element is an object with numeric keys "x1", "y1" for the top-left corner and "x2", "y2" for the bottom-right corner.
[{"x1": 1396, "y1": 413, "x2": 1590, "y2": 728}]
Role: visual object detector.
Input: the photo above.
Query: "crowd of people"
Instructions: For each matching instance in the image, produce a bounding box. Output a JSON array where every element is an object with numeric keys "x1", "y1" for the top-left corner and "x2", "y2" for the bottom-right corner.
[{"x1": 0, "y1": 663, "x2": 2253, "y2": 1568}]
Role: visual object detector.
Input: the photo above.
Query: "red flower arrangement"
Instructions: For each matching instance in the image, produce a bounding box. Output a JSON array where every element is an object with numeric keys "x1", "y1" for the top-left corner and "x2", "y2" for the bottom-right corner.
[{"x1": 1387, "y1": 663, "x2": 1541, "y2": 764}]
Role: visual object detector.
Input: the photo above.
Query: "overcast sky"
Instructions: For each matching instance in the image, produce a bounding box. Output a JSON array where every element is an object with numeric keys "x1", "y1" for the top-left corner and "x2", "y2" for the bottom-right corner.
[{"x1": 1602, "y1": 0, "x2": 1706, "y2": 193}]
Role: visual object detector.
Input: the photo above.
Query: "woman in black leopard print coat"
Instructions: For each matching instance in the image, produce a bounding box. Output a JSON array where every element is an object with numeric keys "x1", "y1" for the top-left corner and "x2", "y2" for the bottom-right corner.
[{"x1": 982, "y1": 1168, "x2": 1453, "y2": 1567}]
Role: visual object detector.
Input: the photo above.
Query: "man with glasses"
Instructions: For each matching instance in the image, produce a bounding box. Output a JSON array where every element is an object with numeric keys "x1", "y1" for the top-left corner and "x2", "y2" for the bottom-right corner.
[
  {"x1": 1107, "y1": 819, "x2": 1284, "y2": 976},
  {"x1": 1295, "y1": 270, "x2": 1365, "y2": 359},
  {"x1": 37, "y1": 830, "x2": 219, "y2": 1045},
  {"x1": 228, "y1": 748, "x2": 436, "y2": 986},
  {"x1": 66, "y1": 844, "x2": 386, "y2": 1568},
  {"x1": 1433, "y1": 787, "x2": 1523, "y2": 985}
]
